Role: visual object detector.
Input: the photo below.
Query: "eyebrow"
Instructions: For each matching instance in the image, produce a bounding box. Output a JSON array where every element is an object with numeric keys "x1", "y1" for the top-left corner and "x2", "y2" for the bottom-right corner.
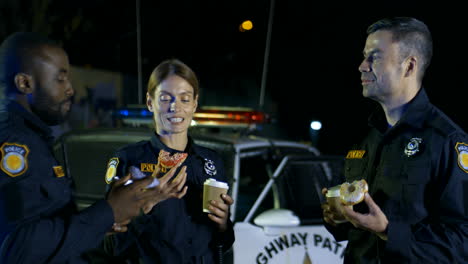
[
  {"x1": 159, "y1": 91, "x2": 193, "y2": 96},
  {"x1": 363, "y1": 48, "x2": 382, "y2": 57}
]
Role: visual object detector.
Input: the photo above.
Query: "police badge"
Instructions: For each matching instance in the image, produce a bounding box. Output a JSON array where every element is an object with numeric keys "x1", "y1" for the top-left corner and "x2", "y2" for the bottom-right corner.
[
  {"x1": 455, "y1": 142, "x2": 468, "y2": 173},
  {"x1": 204, "y1": 158, "x2": 217, "y2": 176},
  {"x1": 1, "y1": 142, "x2": 30, "y2": 177},
  {"x1": 404, "y1": 138, "x2": 422, "y2": 157},
  {"x1": 105, "y1": 157, "x2": 119, "y2": 183}
]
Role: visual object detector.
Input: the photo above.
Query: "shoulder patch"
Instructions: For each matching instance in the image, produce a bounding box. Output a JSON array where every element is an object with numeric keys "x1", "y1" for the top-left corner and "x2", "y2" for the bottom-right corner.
[
  {"x1": 455, "y1": 142, "x2": 468, "y2": 173},
  {"x1": 1, "y1": 142, "x2": 30, "y2": 177},
  {"x1": 105, "y1": 157, "x2": 119, "y2": 184}
]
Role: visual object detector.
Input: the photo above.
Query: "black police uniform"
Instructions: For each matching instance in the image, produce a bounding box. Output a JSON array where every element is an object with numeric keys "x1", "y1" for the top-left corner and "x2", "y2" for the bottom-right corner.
[
  {"x1": 0, "y1": 102, "x2": 114, "y2": 264},
  {"x1": 326, "y1": 89, "x2": 468, "y2": 263},
  {"x1": 103, "y1": 133, "x2": 235, "y2": 264}
]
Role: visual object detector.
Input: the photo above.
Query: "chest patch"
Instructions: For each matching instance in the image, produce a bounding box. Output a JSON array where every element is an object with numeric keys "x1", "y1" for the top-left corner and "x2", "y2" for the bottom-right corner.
[
  {"x1": 1, "y1": 142, "x2": 29, "y2": 177},
  {"x1": 456, "y1": 142, "x2": 468, "y2": 173},
  {"x1": 346, "y1": 150, "x2": 366, "y2": 159},
  {"x1": 204, "y1": 158, "x2": 217, "y2": 176},
  {"x1": 404, "y1": 138, "x2": 423, "y2": 157}
]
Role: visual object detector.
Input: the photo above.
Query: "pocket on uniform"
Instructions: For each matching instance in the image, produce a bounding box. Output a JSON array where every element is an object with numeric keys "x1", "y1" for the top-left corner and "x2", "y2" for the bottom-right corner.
[
  {"x1": 401, "y1": 164, "x2": 430, "y2": 219},
  {"x1": 404, "y1": 163, "x2": 430, "y2": 184},
  {"x1": 344, "y1": 159, "x2": 366, "y2": 181}
]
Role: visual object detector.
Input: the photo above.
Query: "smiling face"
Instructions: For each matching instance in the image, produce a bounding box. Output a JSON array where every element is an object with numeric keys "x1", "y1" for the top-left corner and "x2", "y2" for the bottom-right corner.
[
  {"x1": 30, "y1": 45, "x2": 74, "y2": 125},
  {"x1": 147, "y1": 74, "x2": 198, "y2": 136},
  {"x1": 358, "y1": 30, "x2": 405, "y2": 104}
]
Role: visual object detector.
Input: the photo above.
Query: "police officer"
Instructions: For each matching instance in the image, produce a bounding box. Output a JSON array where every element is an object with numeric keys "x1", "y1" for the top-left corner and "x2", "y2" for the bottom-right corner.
[
  {"x1": 100, "y1": 59, "x2": 235, "y2": 263},
  {"x1": 0, "y1": 32, "x2": 186, "y2": 263},
  {"x1": 321, "y1": 17, "x2": 468, "y2": 263}
]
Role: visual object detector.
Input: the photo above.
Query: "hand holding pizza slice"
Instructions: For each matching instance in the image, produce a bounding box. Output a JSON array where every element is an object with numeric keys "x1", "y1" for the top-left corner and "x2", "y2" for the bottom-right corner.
[{"x1": 157, "y1": 150, "x2": 188, "y2": 174}]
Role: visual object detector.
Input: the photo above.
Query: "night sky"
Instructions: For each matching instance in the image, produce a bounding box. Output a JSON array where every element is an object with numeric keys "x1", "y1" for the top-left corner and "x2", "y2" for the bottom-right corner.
[{"x1": 1, "y1": 1, "x2": 467, "y2": 155}]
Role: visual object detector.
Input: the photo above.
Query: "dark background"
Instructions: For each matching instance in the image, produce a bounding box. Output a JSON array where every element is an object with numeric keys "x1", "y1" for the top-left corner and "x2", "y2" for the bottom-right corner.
[{"x1": 1, "y1": 0, "x2": 467, "y2": 155}]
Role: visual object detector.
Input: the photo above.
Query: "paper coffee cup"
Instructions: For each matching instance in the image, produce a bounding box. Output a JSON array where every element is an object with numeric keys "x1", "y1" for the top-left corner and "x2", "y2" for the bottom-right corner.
[
  {"x1": 203, "y1": 178, "x2": 229, "y2": 213},
  {"x1": 326, "y1": 184, "x2": 348, "y2": 224}
]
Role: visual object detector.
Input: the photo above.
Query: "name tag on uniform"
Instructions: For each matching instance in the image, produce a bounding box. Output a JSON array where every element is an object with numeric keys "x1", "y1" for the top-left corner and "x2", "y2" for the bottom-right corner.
[
  {"x1": 141, "y1": 163, "x2": 157, "y2": 173},
  {"x1": 346, "y1": 150, "x2": 366, "y2": 159},
  {"x1": 53, "y1": 166, "x2": 65, "y2": 177}
]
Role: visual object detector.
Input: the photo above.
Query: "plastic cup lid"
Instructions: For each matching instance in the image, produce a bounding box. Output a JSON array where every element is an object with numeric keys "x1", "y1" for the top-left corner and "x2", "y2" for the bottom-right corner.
[
  {"x1": 204, "y1": 178, "x2": 229, "y2": 189},
  {"x1": 326, "y1": 185, "x2": 341, "y2": 197}
]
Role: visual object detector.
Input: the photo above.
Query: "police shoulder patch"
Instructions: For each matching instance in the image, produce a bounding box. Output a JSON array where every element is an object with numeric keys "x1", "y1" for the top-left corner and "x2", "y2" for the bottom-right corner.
[
  {"x1": 455, "y1": 142, "x2": 468, "y2": 173},
  {"x1": 105, "y1": 157, "x2": 119, "y2": 184},
  {"x1": 0, "y1": 142, "x2": 30, "y2": 177}
]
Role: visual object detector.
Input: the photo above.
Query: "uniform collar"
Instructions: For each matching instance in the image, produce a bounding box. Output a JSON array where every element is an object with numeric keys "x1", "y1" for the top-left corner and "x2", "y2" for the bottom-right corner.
[
  {"x1": 7, "y1": 100, "x2": 53, "y2": 139},
  {"x1": 368, "y1": 88, "x2": 431, "y2": 132},
  {"x1": 150, "y1": 132, "x2": 200, "y2": 156}
]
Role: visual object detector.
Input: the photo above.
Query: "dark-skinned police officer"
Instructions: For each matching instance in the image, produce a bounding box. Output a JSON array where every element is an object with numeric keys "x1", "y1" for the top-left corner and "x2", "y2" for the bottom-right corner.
[{"x1": 0, "y1": 32, "x2": 187, "y2": 263}]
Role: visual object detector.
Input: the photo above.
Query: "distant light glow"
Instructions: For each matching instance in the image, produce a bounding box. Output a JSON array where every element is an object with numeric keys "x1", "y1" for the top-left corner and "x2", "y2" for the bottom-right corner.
[
  {"x1": 191, "y1": 120, "x2": 197, "y2": 126},
  {"x1": 119, "y1": 110, "x2": 129, "y2": 116},
  {"x1": 310, "y1": 121, "x2": 322, "y2": 130},
  {"x1": 140, "y1": 109, "x2": 151, "y2": 116},
  {"x1": 239, "y1": 20, "x2": 253, "y2": 32}
]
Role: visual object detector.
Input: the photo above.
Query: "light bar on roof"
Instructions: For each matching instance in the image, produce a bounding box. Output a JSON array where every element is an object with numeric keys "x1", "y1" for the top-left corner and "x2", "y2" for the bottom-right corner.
[
  {"x1": 114, "y1": 106, "x2": 268, "y2": 128},
  {"x1": 192, "y1": 107, "x2": 267, "y2": 128}
]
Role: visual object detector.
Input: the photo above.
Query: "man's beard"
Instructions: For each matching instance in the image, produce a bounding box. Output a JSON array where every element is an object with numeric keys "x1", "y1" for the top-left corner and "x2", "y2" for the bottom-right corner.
[{"x1": 31, "y1": 92, "x2": 71, "y2": 126}]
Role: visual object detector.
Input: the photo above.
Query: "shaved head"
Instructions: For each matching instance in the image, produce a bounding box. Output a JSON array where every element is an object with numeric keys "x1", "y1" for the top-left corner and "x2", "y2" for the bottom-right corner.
[{"x1": 0, "y1": 32, "x2": 60, "y2": 99}]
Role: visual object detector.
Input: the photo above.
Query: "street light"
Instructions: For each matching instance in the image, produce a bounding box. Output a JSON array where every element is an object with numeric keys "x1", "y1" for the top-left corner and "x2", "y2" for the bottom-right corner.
[
  {"x1": 239, "y1": 20, "x2": 253, "y2": 32},
  {"x1": 309, "y1": 120, "x2": 321, "y2": 146},
  {"x1": 310, "y1": 121, "x2": 322, "y2": 131}
]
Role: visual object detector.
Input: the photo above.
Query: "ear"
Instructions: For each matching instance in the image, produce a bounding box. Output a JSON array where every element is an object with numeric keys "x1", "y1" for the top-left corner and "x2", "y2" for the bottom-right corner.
[
  {"x1": 146, "y1": 92, "x2": 154, "y2": 112},
  {"x1": 404, "y1": 56, "x2": 417, "y2": 78},
  {"x1": 14, "y1": 73, "x2": 34, "y2": 94}
]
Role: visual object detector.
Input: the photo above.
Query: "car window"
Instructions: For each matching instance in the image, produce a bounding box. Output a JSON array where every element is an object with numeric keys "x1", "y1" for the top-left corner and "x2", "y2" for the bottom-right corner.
[
  {"x1": 275, "y1": 155, "x2": 345, "y2": 225},
  {"x1": 54, "y1": 129, "x2": 152, "y2": 210},
  {"x1": 236, "y1": 146, "x2": 319, "y2": 223},
  {"x1": 236, "y1": 150, "x2": 274, "y2": 222}
]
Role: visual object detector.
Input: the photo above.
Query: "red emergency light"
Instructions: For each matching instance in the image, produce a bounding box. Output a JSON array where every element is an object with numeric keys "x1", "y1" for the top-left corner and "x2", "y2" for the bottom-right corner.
[{"x1": 192, "y1": 107, "x2": 268, "y2": 128}]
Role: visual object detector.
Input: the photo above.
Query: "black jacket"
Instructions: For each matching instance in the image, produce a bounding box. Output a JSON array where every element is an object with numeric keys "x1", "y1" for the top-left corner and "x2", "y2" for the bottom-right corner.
[
  {"x1": 326, "y1": 89, "x2": 468, "y2": 263},
  {"x1": 0, "y1": 101, "x2": 114, "y2": 264},
  {"x1": 103, "y1": 133, "x2": 235, "y2": 264}
]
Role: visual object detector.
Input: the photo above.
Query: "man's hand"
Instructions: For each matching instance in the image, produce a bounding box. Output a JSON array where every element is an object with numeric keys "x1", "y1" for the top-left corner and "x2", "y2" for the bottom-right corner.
[
  {"x1": 321, "y1": 188, "x2": 348, "y2": 226},
  {"x1": 207, "y1": 194, "x2": 234, "y2": 232},
  {"x1": 341, "y1": 193, "x2": 388, "y2": 240},
  {"x1": 106, "y1": 219, "x2": 131, "y2": 235},
  {"x1": 106, "y1": 163, "x2": 188, "y2": 224},
  {"x1": 140, "y1": 164, "x2": 188, "y2": 213},
  {"x1": 106, "y1": 174, "x2": 157, "y2": 223}
]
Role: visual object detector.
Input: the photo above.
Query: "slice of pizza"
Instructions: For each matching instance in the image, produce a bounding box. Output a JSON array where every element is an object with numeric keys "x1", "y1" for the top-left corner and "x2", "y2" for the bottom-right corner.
[{"x1": 157, "y1": 149, "x2": 188, "y2": 174}]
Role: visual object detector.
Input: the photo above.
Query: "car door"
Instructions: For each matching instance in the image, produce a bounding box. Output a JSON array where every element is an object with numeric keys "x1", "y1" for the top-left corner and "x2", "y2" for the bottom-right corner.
[{"x1": 233, "y1": 153, "x2": 347, "y2": 264}]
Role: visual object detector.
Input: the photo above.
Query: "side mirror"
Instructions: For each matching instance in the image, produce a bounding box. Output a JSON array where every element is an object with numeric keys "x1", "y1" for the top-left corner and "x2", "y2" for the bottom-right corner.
[{"x1": 253, "y1": 208, "x2": 300, "y2": 236}]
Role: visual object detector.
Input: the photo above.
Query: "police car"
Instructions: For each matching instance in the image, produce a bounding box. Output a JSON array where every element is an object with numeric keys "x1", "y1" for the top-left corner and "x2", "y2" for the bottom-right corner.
[{"x1": 53, "y1": 107, "x2": 347, "y2": 264}]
